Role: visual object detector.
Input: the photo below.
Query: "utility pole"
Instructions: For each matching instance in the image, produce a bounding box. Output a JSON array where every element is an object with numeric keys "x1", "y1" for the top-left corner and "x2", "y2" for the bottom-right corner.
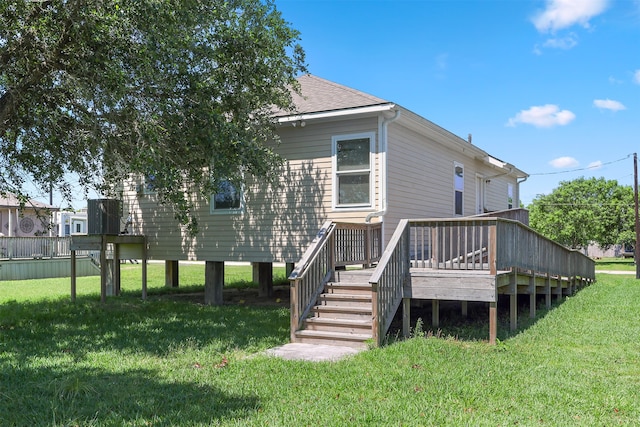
[{"x1": 634, "y1": 153, "x2": 639, "y2": 279}]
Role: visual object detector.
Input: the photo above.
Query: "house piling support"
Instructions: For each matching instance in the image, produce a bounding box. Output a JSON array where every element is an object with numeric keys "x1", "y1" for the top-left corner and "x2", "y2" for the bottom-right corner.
[
  {"x1": 165, "y1": 260, "x2": 179, "y2": 288},
  {"x1": 205, "y1": 261, "x2": 224, "y2": 305},
  {"x1": 257, "y1": 262, "x2": 273, "y2": 297}
]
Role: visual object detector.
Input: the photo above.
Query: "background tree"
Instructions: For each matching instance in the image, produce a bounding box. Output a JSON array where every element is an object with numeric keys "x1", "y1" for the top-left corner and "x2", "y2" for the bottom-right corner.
[
  {"x1": 0, "y1": 0, "x2": 306, "y2": 232},
  {"x1": 528, "y1": 177, "x2": 634, "y2": 250}
]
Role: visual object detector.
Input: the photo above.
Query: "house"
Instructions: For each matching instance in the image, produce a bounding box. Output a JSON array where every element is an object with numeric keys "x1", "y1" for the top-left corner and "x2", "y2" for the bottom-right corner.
[
  {"x1": 121, "y1": 75, "x2": 528, "y2": 290},
  {"x1": 0, "y1": 193, "x2": 56, "y2": 237},
  {"x1": 54, "y1": 209, "x2": 88, "y2": 237}
]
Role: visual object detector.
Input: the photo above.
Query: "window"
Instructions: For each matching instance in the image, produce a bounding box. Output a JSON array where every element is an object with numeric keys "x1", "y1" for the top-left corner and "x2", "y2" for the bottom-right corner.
[
  {"x1": 332, "y1": 133, "x2": 374, "y2": 208},
  {"x1": 454, "y1": 162, "x2": 464, "y2": 216},
  {"x1": 508, "y1": 183, "x2": 514, "y2": 209},
  {"x1": 211, "y1": 179, "x2": 243, "y2": 214}
]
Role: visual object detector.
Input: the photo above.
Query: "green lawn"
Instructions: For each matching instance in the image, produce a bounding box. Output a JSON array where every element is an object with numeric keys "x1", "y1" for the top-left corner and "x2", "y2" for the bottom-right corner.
[
  {"x1": 594, "y1": 257, "x2": 636, "y2": 272},
  {"x1": 1, "y1": 267, "x2": 639, "y2": 425}
]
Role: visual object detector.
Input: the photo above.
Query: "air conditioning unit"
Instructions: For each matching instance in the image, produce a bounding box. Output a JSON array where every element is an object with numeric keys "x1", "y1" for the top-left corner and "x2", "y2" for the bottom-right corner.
[{"x1": 87, "y1": 199, "x2": 121, "y2": 235}]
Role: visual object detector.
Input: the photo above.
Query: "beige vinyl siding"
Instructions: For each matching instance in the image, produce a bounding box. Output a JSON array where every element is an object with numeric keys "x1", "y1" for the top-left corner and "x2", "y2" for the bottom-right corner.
[
  {"x1": 122, "y1": 116, "x2": 381, "y2": 263},
  {"x1": 383, "y1": 118, "x2": 521, "y2": 244}
]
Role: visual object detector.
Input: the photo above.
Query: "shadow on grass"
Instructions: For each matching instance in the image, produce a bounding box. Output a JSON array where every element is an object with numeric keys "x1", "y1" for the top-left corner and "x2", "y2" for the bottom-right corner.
[
  {"x1": 0, "y1": 292, "x2": 290, "y2": 363},
  {"x1": 1, "y1": 364, "x2": 259, "y2": 425}
]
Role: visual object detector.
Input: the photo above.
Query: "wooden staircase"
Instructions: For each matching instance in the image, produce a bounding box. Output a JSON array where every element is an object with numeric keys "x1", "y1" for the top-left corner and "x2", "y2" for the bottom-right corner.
[{"x1": 294, "y1": 269, "x2": 374, "y2": 349}]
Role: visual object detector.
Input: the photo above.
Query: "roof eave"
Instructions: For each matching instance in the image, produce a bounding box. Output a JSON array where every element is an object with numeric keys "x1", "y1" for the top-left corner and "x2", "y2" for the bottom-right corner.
[{"x1": 277, "y1": 103, "x2": 396, "y2": 123}]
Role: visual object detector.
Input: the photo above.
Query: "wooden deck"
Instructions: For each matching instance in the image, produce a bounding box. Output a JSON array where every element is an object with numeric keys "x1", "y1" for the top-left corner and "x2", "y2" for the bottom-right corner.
[
  {"x1": 290, "y1": 214, "x2": 596, "y2": 347},
  {"x1": 404, "y1": 266, "x2": 588, "y2": 343}
]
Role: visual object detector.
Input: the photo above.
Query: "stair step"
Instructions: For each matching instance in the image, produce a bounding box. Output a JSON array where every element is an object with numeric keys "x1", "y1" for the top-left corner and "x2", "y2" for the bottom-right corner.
[
  {"x1": 324, "y1": 283, "x2": 372, "y2": 296},
  {"x1": 334, "y1": 270, "x2": 374, "y2": 284},
  {"x1": 304, "y1": 317, "x2": 372, "y2": 334},
  {"x1": 317, "y1": 293, "x2": 371, "y2": 307},
  {"x1": 294, "y1": 329, "x2": 372, "y2": 349},
  {"x1": 310, "y1": 305, "x2": 372, "y2": 320}
]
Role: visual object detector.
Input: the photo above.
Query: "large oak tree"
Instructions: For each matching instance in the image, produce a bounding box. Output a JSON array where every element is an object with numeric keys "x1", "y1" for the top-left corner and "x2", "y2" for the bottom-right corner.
[{"x1": 0, "y1": 0, "x2": 305, "y2": 232}]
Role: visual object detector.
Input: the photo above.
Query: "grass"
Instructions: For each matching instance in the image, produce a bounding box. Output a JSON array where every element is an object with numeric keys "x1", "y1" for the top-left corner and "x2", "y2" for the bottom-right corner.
[
  {"x1": 1, "y1": 265, "x2": 640, "y2": 425},
  {"x1": 593, "y1": 257, "x2": 636, "y2": 272},
  {"x1": 0, "y1": 263, "x2": 289, "y2": 303}
]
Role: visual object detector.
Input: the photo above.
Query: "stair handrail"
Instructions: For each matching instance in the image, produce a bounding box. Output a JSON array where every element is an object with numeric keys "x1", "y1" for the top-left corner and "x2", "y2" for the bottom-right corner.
[
  {"x1": 369, "y1": 219, "x2": 411, "y2": 346},
  {"x1": 289, "y1": 220, "x2": 337, "y2": 340}
]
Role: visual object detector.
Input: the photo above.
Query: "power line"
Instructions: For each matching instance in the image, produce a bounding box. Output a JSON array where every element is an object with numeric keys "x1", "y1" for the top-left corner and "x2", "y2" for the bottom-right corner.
[{"x1": 528, "y1": 154, "x2": 633, "y2": 176}]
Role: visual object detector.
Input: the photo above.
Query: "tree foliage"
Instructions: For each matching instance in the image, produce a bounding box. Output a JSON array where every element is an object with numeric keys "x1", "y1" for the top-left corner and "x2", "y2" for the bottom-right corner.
[
  {"x1": 528, "y1": 177, "x2": 635, "y2": 250},
  {"x1": 0, "y1": 0, "x2": 306, "y2": 232}
]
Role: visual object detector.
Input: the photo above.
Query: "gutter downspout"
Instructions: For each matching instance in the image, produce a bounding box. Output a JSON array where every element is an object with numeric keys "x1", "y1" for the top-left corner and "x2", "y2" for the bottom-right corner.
[
  {"x1": 366, "y1": 109, "x2": 401, "y2": 223},
  {"x1": 517, "y1": 175, "x2": 529, "y2": 208}
]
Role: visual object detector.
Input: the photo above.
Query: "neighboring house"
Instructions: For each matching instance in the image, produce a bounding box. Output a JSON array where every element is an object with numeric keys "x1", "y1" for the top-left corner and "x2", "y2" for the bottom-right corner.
[
  {"x1": 0, "y1": 193, "x2": 56, "y2": 237},
  {"x1": 122, "y1": 75, "x2": 527, "y2": 272},
  {"x1": 54, "y1": 209, "x2": 88, "y2": 237}
]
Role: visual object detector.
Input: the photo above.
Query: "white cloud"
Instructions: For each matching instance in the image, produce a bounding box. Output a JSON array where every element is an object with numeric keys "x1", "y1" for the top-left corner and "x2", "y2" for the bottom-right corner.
[
  {"x1": 506, "y1": 104, "x2": 576, "y2": 128},
  {"x1": 532, "y1": 0, "x2": 609, "y2": 33},
  {"x1": 542, "y1": 33, "x2": 578, "y2": 49},
  {"x1": 588, "y1": 160, "x2": 603, "y2": 170},
  {"x1": 550, "y1": 157, "x2": 579, "y2": 168},
  {"x1": 593, "y1": 99, "x2": 626, "y2": 111},
  {"x1": 609, "y1": 76, "x2": 624, "y2": 85},
  {"x1": 634, "y1": 69, "x2": 640, "y2": 84}
]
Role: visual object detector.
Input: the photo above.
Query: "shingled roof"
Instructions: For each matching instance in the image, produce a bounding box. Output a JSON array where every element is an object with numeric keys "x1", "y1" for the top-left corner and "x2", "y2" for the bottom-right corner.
[
  {"x1": 275, "y1": 74, "x2": 393, "y2": 117},
  {"x1": 0, "y1": 193, "x2": 55, "y2": 209}
]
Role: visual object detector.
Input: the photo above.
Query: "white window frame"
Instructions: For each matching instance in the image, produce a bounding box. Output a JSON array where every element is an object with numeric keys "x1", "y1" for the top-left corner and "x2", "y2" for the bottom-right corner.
[
  {"x1": 454, "y1": 162, "x2": 464, "y2": 216},
  {"x1": 332, "y1": 132, "x2": 375, "y2": 210},
  {"x1": 210, "y1": 179, "x2": 245, "y2": 215}
]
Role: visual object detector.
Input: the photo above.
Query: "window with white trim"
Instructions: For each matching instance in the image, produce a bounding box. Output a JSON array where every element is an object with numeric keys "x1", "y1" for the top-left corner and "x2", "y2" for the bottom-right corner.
[
  {"x1": 210, "y1": 179, "x2": 244, "y2": 214},
  {"x1": 332, "y1": 133, "x2": 374, "y2": 208},
  {"x1": 454, "y1": 162, "x2": 464, "y2": 216}
]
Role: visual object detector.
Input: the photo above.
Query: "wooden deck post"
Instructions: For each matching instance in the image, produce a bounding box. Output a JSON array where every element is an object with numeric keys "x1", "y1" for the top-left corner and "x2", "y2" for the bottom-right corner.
[
  {"x1": 403, "y1": 298, "x2": 411, "y2": 338},
  {"x1": 432, "y1": 300, "x2": 440, "y2": 328},
  {"x1": 165, "y1": 260, "x2": 179, "y2": 288},
  {"x1": 290, "y1": 279, "x2": 299, "y2": 342},
  {"x1": 141, "y1": 237, "x2": 148, "y2": 300},
  {"x1": 204, "y1": 261, "x2": 224, "y2": 305},
  {"x1": 100, "y1": 236, "x2": 107, "y2": 304},
  {"x1": 70, "y1": 250, "x2": 77, "y2": 302},
  {"x1": 489, "y1": 302, "x2": 497, "y2": 345},
  {"x1": 510, "y1": 270, "x2": 517, "y2": 331},
  {"x1": 114, "y1": 242, "x2": 121, "y2": 296},
  {"x1": 555, "y1": 276, "x2": 563, "y2": 301},
  {"x1": 461, "y1": 301, "x2": 468, "y2": 318},
  {"x1": 545, "y1": 272, "x2": 551, "y2": 309},
  {"x1": 529, "y1": 273, "x2": 536, "y2": 319}
]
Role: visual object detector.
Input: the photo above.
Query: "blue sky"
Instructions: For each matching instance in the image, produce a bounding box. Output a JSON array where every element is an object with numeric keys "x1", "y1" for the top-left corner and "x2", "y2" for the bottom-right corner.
[{"x1": 276, "y1": 0, "x2": 640, "y2": 205}]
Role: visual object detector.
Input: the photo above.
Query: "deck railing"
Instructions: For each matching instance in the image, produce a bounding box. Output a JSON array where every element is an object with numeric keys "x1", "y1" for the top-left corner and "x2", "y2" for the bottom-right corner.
[
  {"x1": 369, "y1": 219, "x2": 411, "y2": 344},
  {"x1": 289, "y1": 221, "x2": 337, "y2": 339},
  {"x1": 407, "y1": 217, "x2": 595, "y2": 280},
  {"x1": 335, "y1": 222, "x2": 383, "y2": 267},
  {"x1": 289, "y1": 221, "x2": 384, "y2": 339},
  {"x1": 0, "y1": 236, "x2": 73, "y2": 260}
]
